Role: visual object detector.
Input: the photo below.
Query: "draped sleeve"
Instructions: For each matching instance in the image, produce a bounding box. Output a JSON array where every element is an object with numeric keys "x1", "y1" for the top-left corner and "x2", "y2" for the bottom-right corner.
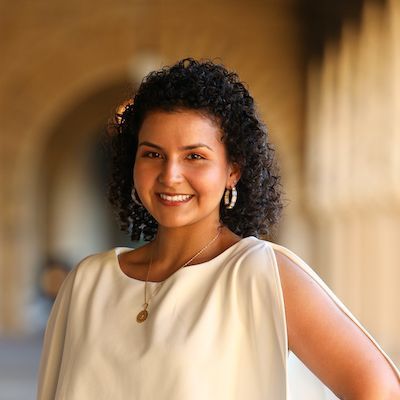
[
  {"x1": 269, "y1": 241, "x2": 400, "y2": 381},
  {"x1": 36, "y1": 266, "x2": 78, "y2": 400}
]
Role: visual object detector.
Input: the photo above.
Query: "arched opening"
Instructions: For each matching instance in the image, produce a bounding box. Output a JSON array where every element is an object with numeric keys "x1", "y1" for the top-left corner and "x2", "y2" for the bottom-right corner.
[{"x1": 36, "y1": 79, "x2": 135, "y2": 311}]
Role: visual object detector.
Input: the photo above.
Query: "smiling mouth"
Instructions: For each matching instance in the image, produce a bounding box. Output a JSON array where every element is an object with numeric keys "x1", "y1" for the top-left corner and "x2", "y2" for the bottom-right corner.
[{"x1": 158, "y1": 193, "x2": 193, "y2": 202}]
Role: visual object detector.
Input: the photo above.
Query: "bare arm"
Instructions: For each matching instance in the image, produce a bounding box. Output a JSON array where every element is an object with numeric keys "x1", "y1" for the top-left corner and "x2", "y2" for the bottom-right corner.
[{"x1": 274, "y1": 249, "x2": 400, "y2": 399}]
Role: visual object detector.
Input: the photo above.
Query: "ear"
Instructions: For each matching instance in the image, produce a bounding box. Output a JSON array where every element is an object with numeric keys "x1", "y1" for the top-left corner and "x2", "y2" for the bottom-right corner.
[{"x1": 227, "y1": 162, "x2": 241, "y2": 188}]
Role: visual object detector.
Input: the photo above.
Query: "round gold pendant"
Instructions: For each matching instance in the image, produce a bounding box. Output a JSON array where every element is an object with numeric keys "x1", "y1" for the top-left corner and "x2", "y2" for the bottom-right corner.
[{"x1": 136, "y1": 309, "x2": 148, "y2": 323}]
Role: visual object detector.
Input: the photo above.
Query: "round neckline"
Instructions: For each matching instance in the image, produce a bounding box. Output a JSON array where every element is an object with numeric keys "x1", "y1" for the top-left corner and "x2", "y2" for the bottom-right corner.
[{"x1": 113, "y1": 236, "x2": 255, "y2": 284}]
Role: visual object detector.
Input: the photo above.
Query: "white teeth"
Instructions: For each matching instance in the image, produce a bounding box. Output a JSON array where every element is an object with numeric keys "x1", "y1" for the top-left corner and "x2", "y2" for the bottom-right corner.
[{"x1": 159, "y1": 194, "x2": 192, "y2": 202}]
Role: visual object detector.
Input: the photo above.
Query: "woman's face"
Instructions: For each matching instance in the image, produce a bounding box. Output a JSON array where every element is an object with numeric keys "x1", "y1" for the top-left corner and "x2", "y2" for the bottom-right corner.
[{"x1": 133, "y1": 110, "x2": 240, "y2": 230}]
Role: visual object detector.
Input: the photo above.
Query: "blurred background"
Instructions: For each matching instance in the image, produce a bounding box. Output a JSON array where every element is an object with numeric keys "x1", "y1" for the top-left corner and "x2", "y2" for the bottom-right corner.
[{"x1": 0, "y1": 0, "x2": 399, "y2": 398}]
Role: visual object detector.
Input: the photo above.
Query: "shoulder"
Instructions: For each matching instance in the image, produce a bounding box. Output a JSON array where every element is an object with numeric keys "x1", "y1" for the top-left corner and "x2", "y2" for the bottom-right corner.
[
  {"x1": 233, "y1": 237, "x2": 288, "y2": 302},
  {"x1": 265, "y1": 242, "x2": 332, "y2": 309},
  {"x1": 51, "y1": 247, "x2": 128, "y2": 312},
  {"x1": 62, "y1": 247, "x2": 123, "y2": 290},
  {"x1": 241, "y1": 238, "x2": 310, "y2": 282},
  {"x1": 74, "y1": 248, "x2": 116, "y2": 272},
  {"x1": 269, "y1": 245, "x2": 322, "y2": 303},
  {"x1": 233, "y1": 236, "x2": 279, "y2": 274}
]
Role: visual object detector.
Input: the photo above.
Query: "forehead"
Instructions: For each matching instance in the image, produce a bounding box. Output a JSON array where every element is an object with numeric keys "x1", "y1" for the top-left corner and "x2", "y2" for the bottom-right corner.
[{"x1": 138, "y1": 110, "x2": 224, "y2": 146}]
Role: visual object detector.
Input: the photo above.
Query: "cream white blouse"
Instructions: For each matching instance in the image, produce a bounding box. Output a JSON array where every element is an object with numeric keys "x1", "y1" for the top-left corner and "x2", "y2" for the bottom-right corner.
[{"x1": 37, "y1": 236, "x2": 399, "y2": 399}]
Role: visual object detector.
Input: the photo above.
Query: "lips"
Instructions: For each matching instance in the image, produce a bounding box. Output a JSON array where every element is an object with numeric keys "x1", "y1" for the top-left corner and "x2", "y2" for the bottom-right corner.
[{"x1": 158, "y1": 193, "x2": 193, "y2": 202}]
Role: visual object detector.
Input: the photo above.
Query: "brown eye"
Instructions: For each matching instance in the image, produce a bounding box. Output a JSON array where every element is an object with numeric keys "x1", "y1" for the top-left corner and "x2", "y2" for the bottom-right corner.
[
  {"x1": 144, "y1": 151, "x2": 162, "y2": 159},
  {"x1": 187, "y1": 153, "x2": 204, "y2": 160}
]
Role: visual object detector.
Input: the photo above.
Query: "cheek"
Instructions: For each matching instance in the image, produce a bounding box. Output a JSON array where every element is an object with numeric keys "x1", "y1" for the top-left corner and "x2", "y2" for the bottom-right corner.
[
  {"x1": 191, "y1": 164, "x2": 228, "y2": 191},
  {"x1": 133, "y1": 160, "x2": 148, "y2": 189}
]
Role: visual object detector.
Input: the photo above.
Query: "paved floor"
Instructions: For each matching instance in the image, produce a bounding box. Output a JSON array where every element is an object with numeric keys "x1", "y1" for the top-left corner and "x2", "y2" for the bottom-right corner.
[
  {"x1": 0, "y1": 334, "x2": 337, "y2": 400},
  {"x1": 0, "y1": 334, "x2": 43, "y2": 400}
]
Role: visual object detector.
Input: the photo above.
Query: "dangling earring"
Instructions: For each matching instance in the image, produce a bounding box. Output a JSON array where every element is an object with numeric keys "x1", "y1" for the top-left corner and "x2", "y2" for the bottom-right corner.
[
  {"x1": 224, "y1": 186, "x2": 237, "y2": 209},
  {"x1": 131, "y1": 187, "x2": 143, "y2": 207}
]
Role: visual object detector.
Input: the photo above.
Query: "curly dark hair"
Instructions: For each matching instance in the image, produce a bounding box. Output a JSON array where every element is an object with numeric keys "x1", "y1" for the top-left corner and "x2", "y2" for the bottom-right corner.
[{"x1": 106, "y1": 58, "x2": 284, "y2": 241}]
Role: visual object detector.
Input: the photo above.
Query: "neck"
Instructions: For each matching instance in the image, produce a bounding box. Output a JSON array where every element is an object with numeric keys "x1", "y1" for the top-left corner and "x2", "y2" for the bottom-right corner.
[{"x1": 150, "y1": 220, "x2": 224, "y2": 275}]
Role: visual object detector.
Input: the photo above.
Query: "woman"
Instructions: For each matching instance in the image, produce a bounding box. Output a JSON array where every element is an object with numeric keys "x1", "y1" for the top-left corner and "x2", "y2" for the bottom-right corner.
[{"x1": 37, "y1": 58, "x2": 400, "y2": 399}]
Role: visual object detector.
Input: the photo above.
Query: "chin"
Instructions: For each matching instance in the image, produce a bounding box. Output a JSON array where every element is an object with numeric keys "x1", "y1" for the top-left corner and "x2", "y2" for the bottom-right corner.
[
  {"x1": 155, "y1": 219, "x2": 195, "y2": 229},
  {"x1": 149, "y1": 203, "x2": 221, "y2": 230}
]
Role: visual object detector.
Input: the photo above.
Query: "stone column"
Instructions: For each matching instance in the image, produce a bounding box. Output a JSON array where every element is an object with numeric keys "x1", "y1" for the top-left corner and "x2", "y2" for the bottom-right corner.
[{"x1": 305, "y1": 0, "x2": 400, "y2": 366}]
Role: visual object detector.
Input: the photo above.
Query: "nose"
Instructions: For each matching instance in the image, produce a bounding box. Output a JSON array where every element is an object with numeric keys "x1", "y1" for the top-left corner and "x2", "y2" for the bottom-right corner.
[{"x1": 157, "y1": 158, "x2": 184, "y2": 187}]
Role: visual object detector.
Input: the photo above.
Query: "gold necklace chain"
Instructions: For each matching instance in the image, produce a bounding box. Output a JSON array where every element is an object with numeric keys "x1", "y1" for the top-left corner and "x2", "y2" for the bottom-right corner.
[{"x1": 136, "y1": 227, "x2": 222, "y2": 323}]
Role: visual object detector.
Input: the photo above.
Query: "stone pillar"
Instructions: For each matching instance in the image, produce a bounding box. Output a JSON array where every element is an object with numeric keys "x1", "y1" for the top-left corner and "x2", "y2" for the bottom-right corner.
[{"x1": 305, "y1": 0, "x2": 400, "y2": 366}]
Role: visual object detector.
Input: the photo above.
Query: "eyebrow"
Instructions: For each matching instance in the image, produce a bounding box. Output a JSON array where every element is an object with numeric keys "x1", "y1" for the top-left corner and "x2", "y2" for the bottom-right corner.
[{"x1": 138, "y1": 141, "x2": 214, "y2": 152}]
